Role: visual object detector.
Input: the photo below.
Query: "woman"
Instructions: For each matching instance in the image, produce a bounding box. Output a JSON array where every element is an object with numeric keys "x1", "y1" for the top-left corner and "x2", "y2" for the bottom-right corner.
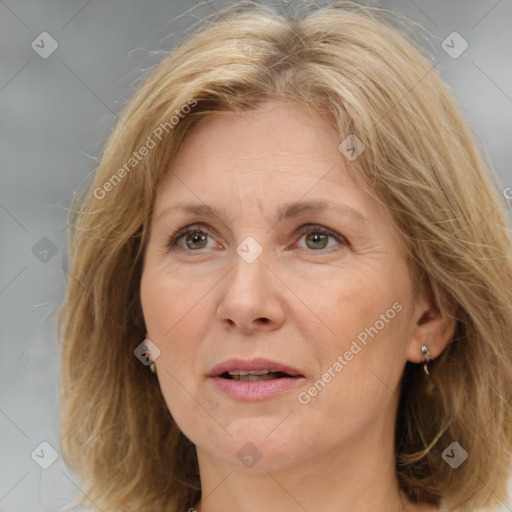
[{"x1": 57, "y1": 2, "x2": 512, "y2": 511}]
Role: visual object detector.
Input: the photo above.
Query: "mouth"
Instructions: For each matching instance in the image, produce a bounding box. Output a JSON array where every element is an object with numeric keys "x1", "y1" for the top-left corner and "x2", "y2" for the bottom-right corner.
[
  {"x1": 210, "y1": 357, "x2": 304, "y2": 380},
  {"x1": 209, "y1": 358, "x2": 305, "y2": 400},
  {"x1": 220, "y1": 369, "x2": 296, "y2": 382}
]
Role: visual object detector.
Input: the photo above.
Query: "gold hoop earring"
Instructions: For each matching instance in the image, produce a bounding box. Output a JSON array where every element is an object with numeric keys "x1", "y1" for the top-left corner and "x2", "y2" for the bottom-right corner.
[
  {"x1": 149, "y1": 362, "x2": 157, "y2": 374},
  {"x1": 421, "y1": 345, "x2": 432, "y2": 375}
]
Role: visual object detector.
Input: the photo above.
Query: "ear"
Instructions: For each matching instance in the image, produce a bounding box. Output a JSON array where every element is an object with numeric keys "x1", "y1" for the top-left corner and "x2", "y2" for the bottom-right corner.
[{"x1": 406, "y1": 293, "x2": 456, "y2": 363}]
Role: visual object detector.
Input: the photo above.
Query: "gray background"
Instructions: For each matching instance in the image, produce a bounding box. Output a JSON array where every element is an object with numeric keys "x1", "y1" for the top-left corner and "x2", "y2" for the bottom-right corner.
[{"x1": 1, "y1": 1, "x2": 511, "y2": 511}]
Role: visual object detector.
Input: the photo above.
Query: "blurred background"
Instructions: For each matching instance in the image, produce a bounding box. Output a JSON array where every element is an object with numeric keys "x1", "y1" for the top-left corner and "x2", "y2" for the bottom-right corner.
[{"x1": 1, "y1": 1, "x2": 511, "y2": 510}]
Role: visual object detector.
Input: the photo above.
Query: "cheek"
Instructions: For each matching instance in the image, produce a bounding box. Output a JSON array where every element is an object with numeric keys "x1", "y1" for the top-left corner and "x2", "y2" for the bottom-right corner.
[
  {"x1": 141, "y1": 271, "x2": 214, "y2": 430},
  {"x1": 141, "y1": 269, "x2": 208, "y2": 338},
  {"x1": 306, "y1": 264, "x2": 410, "y2": 393},
  {"x1": 314, "y1": 266, "x2": 398, "y2": 343},
  {"x1": 140, "y1": 270, "x2": 214, "y2": 378}
]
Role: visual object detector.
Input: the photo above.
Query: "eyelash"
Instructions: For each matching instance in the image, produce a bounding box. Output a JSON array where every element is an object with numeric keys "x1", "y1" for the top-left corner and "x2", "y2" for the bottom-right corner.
[{"x1": 166, "y1": 223, "x2": 347, "y2": 252}]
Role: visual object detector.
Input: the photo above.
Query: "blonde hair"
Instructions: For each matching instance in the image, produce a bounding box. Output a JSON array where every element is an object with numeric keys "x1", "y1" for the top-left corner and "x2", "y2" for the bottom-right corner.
[{"x1": 57, "y1": 2, "x2": 512, "y2": 511}]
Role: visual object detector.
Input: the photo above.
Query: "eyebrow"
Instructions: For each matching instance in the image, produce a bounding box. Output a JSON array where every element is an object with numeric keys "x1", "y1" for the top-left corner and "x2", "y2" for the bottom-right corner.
[{"x1": 155, "y1": 200, "x2": 368, "y2": 225}]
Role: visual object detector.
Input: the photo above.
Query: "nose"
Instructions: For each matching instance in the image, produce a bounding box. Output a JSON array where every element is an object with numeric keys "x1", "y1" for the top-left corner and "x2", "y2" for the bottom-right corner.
[{"x1": 216, "y1": 249, "x2": 286, "y2": 334}]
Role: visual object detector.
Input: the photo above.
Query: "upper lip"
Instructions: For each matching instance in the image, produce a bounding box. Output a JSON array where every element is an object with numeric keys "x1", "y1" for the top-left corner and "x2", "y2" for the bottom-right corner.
[{"x1": 209, "y1": 358, "x2": 304, "y2": 378}]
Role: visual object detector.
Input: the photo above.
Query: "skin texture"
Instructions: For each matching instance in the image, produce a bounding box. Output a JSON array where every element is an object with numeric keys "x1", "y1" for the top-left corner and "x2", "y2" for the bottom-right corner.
[{"x1": 140, "y1": 102, "x2": 454, "y2": 512}]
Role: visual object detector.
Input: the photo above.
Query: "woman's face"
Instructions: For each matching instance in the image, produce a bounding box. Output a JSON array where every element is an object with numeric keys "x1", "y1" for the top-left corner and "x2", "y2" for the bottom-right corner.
[{"x1": 140, "y1": 101, "x2": 427, "y2": 472}]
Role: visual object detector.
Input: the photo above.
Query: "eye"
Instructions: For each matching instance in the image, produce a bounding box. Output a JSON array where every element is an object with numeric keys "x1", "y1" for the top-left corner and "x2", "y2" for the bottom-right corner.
[
  {"x1": 167, "y1": 224, "x2": 219, "y2": 251},
  {"x1": 295, "y1": 225, "x2": 347, "y2": 251},
  {"x1": 167, "y1": 223, "x2": 347, "y2": 253}
]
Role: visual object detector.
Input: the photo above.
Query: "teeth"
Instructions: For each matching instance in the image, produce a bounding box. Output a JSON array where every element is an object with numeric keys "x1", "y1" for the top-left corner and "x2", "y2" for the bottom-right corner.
[
  {"x1": 228, "y1": 370, "x2": 272, "y2": 376},
  {"x1": 225, "y1": 370, "x2": 287, "y2": 381},
  {"x1": 231, "y1": 373, "x2": 280, "y2": 382}
]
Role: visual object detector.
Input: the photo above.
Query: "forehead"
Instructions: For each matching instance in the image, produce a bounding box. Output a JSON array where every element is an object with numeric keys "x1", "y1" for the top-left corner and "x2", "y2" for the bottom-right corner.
[{"x1": 154, "y1": 102, "x2": 366, "y2": 208}]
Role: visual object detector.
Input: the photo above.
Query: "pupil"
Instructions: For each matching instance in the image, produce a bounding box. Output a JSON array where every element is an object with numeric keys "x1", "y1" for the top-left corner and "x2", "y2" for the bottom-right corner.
[
  {"x1": 187, "y1": 232, "x2": 207, "y2": 249},
  {"x1": 306, "y1": 232, "x2": 327, "y2": 249}
]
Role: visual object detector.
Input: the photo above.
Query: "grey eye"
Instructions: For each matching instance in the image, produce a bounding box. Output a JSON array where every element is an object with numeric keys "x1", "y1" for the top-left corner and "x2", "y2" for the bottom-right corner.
[
  {"x1": 184, "y1": 232, "x2": 209, "y2": 250},
  {"x1": 304, "y1": 232, "x2": 329, "y2": 249},
  {"x1": 296, "y1": 227, "x2": 343, "y2": 251}
]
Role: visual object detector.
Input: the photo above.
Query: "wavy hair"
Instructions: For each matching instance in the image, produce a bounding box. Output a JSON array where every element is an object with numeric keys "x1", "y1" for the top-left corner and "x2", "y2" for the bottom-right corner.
[{"x1": 57, "y1": 2, "x2": 512, "y2": 511}]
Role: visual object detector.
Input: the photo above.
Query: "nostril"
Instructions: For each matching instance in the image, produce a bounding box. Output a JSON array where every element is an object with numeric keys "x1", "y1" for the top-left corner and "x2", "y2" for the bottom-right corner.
[{"x1": 256, "y1": 318, "x2": 269, "y2": 324}]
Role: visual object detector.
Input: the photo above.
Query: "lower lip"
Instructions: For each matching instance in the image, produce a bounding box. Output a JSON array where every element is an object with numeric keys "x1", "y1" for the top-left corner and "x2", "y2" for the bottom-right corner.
[{"x1": 210, "y1": 376, "x2": 304, "y2": 400}]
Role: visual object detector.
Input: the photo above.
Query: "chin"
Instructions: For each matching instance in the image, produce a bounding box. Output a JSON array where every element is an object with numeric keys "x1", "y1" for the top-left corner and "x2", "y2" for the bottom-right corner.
[{"x1": 193, "y1": 417, "x2": 306, "y2": 471}]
